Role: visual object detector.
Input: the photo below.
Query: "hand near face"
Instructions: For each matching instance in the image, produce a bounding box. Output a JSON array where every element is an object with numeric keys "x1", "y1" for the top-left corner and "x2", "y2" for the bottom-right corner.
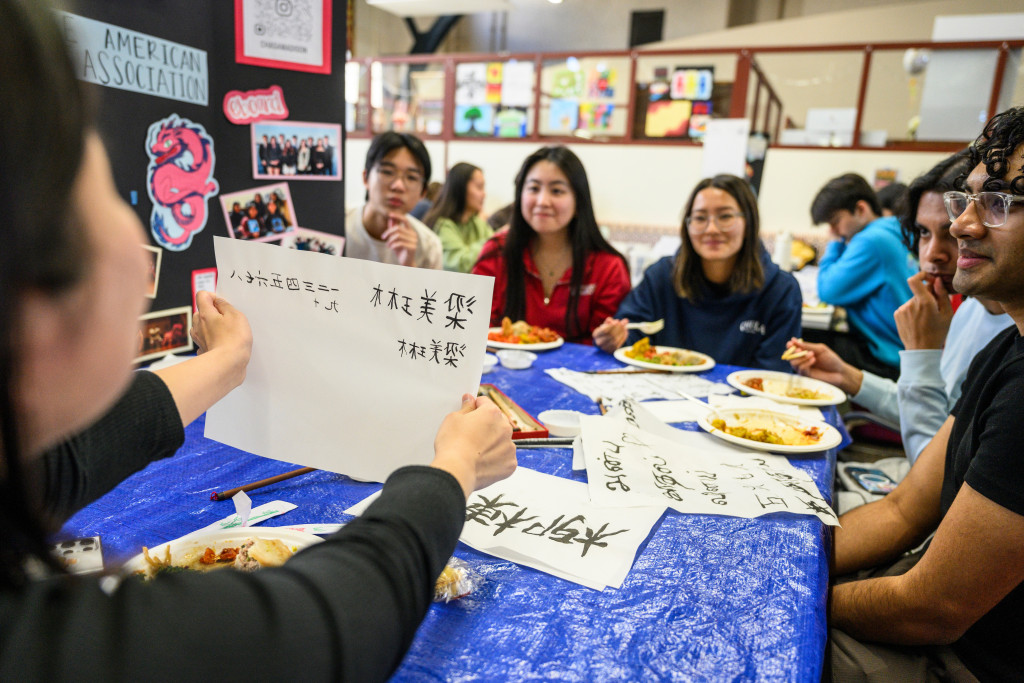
[
  {"x1": 592, "y1": 317, "x2": 629, "y2": 353},
  {"x1": 894, "y1": 271, "x2": 953, "y2": 350},
  {"x1": 431, "y1": 394, "x2": 517, "y2": 498},
  {"x1": 382, "y1": 213, "x2": 419, "y2": 267}
]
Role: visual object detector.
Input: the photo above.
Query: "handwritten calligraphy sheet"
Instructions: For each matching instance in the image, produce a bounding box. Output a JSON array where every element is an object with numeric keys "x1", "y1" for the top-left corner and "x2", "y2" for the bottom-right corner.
[
  {"x1": 545, "y1": 367, "x2": 734, "y2": 403},
  {"x1": 580, "y1": 413, "x2": 839, "y2": 526},
  {"x1": 206, "y1": 237, "x2": 493, "y2": 482}
]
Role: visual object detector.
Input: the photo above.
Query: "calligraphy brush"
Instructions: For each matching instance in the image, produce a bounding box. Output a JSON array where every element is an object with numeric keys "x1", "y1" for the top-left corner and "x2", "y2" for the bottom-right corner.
[{"x1": 211, "y1": 467, "x2": 315, "y2": 501}]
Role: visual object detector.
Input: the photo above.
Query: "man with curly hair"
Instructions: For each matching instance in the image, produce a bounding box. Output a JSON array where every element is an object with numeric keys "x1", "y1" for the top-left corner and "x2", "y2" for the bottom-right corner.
[{"x1": 829, "y1": 106, "x2": 1024, "y2": 681}]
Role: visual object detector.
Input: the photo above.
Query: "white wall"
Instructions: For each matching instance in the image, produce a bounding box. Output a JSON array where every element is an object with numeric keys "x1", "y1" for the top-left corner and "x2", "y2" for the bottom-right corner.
[{"x1": 345, "y1": 138, "x2": 949, "y2": 238}]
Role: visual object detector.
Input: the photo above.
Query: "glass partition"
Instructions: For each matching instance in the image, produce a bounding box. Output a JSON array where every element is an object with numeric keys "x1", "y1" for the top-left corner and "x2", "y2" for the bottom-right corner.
[{"x1": 371, "y1": 61, "x2": 446, "y2": 136}]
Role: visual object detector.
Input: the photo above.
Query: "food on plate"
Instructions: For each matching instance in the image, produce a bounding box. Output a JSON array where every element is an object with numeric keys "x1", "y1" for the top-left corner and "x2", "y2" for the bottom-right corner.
[
  {"x1": 488, "y1": 317, "x2": 560, "y2": 345},
  {"x1": 711, "y1": 416, "x2": 822, "y2": 447},
  {"x1": 623, "y1": 337, "x2": 704, "y2": 367},
  {"x1": 136, "y1": 537, "x2": 295, "y2": 579},
  {"x1": 742, "y1": 376, "x2": 828, "y2": 400},
  {"x1": 780, "y1": 345, "x2": 809, "y2": 361}
]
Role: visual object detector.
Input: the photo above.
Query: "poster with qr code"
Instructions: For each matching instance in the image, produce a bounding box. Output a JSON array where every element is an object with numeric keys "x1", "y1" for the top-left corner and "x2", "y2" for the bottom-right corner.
[{"x1": 235, "y1": 0, "x2": 332, "y2": 74}]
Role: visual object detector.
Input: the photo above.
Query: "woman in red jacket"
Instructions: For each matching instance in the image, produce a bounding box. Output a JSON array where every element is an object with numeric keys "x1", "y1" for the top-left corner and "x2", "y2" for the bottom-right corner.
[{"x1": 472, "y1": 146, "x2": 630, "y2": 343}]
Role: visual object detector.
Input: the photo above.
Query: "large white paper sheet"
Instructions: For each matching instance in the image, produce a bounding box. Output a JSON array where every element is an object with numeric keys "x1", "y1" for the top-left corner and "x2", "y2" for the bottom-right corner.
[
  {"x1": 580, "y1": 414, "x2": 839, "y2": 526},
  {"x1": 545, "y1": 367, "x2": 734, "y2": 403},
  {"x1": 206, "y1": 237, "x2": 493, "y2": 483}
]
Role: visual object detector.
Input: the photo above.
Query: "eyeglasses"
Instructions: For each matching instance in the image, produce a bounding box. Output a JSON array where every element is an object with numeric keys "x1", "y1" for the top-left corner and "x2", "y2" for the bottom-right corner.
[
  {"x1": 943, "y1": 191, "x2": 1024, "y2": 228},
  {"x1": 685, "y1": 212, "x2": 742, "y2": 232},
  {"x1": 375, "y1": 164, "x2": 424, "y2": 189}
]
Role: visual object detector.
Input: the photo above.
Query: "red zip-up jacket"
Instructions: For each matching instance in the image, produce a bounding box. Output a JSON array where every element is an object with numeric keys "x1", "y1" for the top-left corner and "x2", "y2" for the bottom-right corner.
[{"x1": 472, "y1": 233, "x2": 630, "y2": 344}]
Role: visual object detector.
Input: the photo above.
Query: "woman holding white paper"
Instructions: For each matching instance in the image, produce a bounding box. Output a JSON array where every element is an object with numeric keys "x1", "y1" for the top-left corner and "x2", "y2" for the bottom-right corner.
[{"x1": 0, "y1": 2, "x2": 516, "y2": 679}]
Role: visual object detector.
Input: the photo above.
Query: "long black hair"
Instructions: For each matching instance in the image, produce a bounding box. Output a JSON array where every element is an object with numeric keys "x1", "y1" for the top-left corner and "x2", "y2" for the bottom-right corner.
[
  {"x1": 423, "y1": 162, "x2": 481, "y2": 229},
  {"x1": 0, "y1": 0, "x2": 90, "y2": 586},
  {"x1": 673, "y1": 174, "x2": 764, "y2": 301},
  {"x1": 480, "y1": 146, "x2": 626, "y2": 340}
]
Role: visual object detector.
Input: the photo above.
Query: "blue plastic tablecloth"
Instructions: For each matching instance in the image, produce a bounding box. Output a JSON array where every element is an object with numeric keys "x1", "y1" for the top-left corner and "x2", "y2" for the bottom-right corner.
[{"x1": 57, "y1": 343, "x2": 842, "y2": 682}]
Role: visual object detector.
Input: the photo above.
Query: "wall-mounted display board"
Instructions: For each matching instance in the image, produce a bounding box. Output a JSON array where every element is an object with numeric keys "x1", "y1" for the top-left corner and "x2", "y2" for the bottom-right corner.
[{"x1": 54, "y1": 0, "x2": 346, "y2": 332}]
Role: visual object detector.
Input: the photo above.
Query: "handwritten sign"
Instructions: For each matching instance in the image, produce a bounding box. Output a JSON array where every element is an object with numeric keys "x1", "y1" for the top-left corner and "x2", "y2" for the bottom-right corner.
[
  {"x1": 57, "y1": 11, "x2": 208, "y2": 105},
  {"x1": 206, "y1": 237, "x2": 494, "y2": 483},
  {"x1": 580, "y1": 414, "x2": 839, "y2": 526}
]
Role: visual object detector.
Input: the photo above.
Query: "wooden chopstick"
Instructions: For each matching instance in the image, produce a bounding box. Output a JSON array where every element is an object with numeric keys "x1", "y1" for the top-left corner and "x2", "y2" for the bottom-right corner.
[
  {"x1": 485, "y1": 388, "x2": 524, "y2": 431},
  {"x1": 211, "y1": 467, "x2": 315, "y2": 501}
]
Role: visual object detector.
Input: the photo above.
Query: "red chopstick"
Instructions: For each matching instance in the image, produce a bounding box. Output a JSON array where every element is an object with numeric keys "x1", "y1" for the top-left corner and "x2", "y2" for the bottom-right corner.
[{"x1": 211, "y1": 467, "x2": 315, "y2": 501}]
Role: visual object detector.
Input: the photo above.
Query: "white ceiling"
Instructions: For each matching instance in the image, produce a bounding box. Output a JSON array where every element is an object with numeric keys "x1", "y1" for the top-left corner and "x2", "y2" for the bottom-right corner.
[{"x1": 367, "y1": 0, "x2": 513, "y2": 17}]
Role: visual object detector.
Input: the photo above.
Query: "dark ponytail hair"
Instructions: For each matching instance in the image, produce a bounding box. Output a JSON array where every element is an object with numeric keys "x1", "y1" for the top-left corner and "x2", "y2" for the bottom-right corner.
[
  {"x1": 423, "y1": 162, "x2": 481, "y2": 229},
  {"x1": 0, "y1": 0, "x2": 91, "y2": 586}
]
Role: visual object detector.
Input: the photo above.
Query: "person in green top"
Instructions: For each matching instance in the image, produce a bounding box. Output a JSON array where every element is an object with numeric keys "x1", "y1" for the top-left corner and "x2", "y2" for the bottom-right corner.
[{"x1": 424, "y1": 162, "x2": 493, "y2": 272}]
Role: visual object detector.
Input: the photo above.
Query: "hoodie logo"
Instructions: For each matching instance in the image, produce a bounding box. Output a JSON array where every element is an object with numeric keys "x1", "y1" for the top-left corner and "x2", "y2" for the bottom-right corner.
[{"x1": 739, "y1": 320, "x2": 766, "y2": 336}]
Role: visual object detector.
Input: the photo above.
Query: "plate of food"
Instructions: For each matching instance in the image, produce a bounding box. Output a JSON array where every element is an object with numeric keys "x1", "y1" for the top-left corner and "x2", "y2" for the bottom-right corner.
[
  {"x1": 487, "y1": 317, "x2": 564, "y2": 351},
  {"x1": 727, "y1": 370, "x2": 845, "y2": 406},
  {"x1": 697, "y1": 408, "x2": 841, "y2": 454},
  {"x1": 613, "y1": 337, "x2": 715, "y2": 373},
  {"x1": 122, "y1": 528, "x2": 322, "y2": 580}
]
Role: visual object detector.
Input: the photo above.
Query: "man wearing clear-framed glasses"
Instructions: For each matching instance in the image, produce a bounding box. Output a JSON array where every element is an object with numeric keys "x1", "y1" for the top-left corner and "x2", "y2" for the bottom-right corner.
[
  {"x1": 809, "y1": 173, "x2": 916, "y2": 381},
  {"x1": 830, "y1": 106, "x2": 1024, "y2": 682}
]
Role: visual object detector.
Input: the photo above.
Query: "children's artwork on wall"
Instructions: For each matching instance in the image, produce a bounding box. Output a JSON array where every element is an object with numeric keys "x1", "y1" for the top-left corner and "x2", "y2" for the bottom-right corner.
[
  {"x1": 648, "y1": 80, "x2": 670, "y2": 103},
  {"x1": 494, "y1": 106, "x2": 528, "y2": 138},
  {"x1": 279, "y1": 227, "x2": 345, "y2": 256},
  {"x1": 146, "y1": 114, "x2": 219, "y2": 252},
  {"x1": 485, "y1": 62, "x2": 503, "y2": 104},
  {"x1": 586, "y1": 67, "x2": 616, "y2": 99},
  {"x1": 252, "y1": 120, "x2": 341, "y2": 180},
  {"x1": 142, "y1": 245, "x2": 162, "y2": 299},
  {"x1": 501, "y1": 61, "x2": 535, "y2": 108},
  {"x1": 455, "y1": 63, "x2": 488, "y2": 106},
  {"x1": 689, "y1": 101, "x2": 713, "y2": 139},
  {"x1": 223, "y1": 85, "x2": 289, "y2": 124},
  {"x1": 137, "y1": 306, "x2": 193, "y2": 364},
  {"x1": 548, "y1": 99, "x2": 579, "y2": 133},
  {"x1": 220, "y1": 182, "x2": 297, "y2": 243},
  {"x1": 578, "y1": 103, "x2": 614, "y2": 132},
  {"x1": 550, "y1": 67, "x2": 583, "y2": 99},
  {"x1": 56, "y1": 11, "x2": 209, "y2": 106},
  {"x1": 670, "y1": 67, "x2": 714, "y2": 101},
  {"x1": 455, "y1": 104, "x2": 495, "y2": 137},
  {"x1": 234, "y1": 0, "x2": 331, "y2": 74},
  {"x1": 192, "y1": 267, "x2": 217, "y2": 310},
  {"x1": 644, "y1": 100, "x2": 691, "y2": 138}
]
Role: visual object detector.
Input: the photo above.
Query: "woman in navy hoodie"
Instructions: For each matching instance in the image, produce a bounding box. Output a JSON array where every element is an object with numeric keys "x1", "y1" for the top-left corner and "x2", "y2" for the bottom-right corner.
[{"x1": 593, "y1": 174, "x2": 802, "y2": 372}]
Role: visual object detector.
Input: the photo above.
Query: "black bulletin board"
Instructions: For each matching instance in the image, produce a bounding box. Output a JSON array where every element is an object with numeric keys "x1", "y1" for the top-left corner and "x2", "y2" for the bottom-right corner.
[{"x1": 54, "y1": 0, "x2": 346, "y2": 316}]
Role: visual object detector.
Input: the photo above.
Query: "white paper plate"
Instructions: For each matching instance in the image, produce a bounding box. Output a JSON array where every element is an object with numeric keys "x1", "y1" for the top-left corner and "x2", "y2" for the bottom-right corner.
[
  {"x1": 697, "y1": 408, "x2": 842, "y2": 455},
  {"x1": 122, "y1": 527, "x2": 322, "y2": 576},
  {"x1": 727, "y1": 370, "x2": 845, "y2": 406},
  {"x1": 613, "y1": 345, "x2": 715, "y2": 373},
  {"x1": 486, "y1": 328, "x2": 564, "y2": 351}
]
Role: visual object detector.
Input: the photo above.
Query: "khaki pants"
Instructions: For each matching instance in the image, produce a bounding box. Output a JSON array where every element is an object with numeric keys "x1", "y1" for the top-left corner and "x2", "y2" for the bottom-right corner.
[{"x1": 829, "y1": 551, "x2": 979, "y2": 683}]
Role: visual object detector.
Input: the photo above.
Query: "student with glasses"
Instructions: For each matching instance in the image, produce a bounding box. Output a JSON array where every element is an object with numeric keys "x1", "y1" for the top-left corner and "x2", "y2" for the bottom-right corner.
[
  {"x1": 593, "y1": 174, "x2": 802, "y2": 372},
  {"x1": 344, "y1": 132, "x2": 443, "y2": 269}
]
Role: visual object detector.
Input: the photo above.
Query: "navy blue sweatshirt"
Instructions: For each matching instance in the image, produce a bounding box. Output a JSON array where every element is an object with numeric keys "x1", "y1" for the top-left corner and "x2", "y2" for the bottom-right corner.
[{"x1": 616, "y1": 247, "x2": 802, "y2": 372}]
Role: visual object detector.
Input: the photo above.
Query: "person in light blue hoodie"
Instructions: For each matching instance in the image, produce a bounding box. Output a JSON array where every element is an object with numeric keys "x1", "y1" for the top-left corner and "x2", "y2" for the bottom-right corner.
[
  {"x1": 811, "y1": 173, "x2": 915, "y2": 379},
  {"x1": 593, "y1": 174, "x2": 802, "y2": 372}
]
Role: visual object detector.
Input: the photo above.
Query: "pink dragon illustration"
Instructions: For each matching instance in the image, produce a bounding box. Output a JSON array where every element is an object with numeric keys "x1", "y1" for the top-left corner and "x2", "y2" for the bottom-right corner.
[{"x1": 146, "y1": 114, "x2": 219, "y2": 250}]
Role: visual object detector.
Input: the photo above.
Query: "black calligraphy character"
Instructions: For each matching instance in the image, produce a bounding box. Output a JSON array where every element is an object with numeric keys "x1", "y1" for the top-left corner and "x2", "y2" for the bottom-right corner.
[
  {"x1": 318, "y1": 284, "x2": 330, "y2": 292},
  {"x1": 286, "y1": 277, "x2": 300, "y2": 291},
  {"x1": 303, "y1": 281, "x2": 315, "y2": 293},
  {"x1": 245, "y1": 271, "x2": 255, "y2": 284},
  {"x1": 545, "y1": 515, "x2": 584, "y2": 544},
  {"x1": 255, "y1": 271, "x2": 268, "y2": 287},
  {"x1": 325, "y1": 300, "x2": 339, "y2": 313},
  {"x1": 397, "y1": 339, "x2": 408, "y2": 357},
  {"x1": 313, "y1": 298, "x2": 319, "y2": 308},
  {"x1": 464, "y1": 295, "x2": 476, "y2": 314},
  {"x1": 605, "y1": 473, "x2": 630, "y2": 491},
  {"x1": 755, "y1": 495, "x2": 789, "y2": 510},
  {"x1": 522, "y1": 515, "x2": 563, "y2": 538},
  {"x1": 370, "y1": 284, "x2": 383, "y2": 307},
  {"x1": 429, "y1": 340, "x2": 442, "y2": 364},
  {"x1": 229, "y1": 269, "x2": 237, "y2": 280},
  {"x1": 419, "y1": 290, "x2": 436, "y2": 323},
  {"x1": 465, "y1": 493, "x2": 519, "y2": 526},
  {"x1": 444, "y1": 293, "x2": 468, "y2": 330},
  {"x1": 491, "y1": 507, "x2": 539, "y2": 536},
  {"x1": 800, "y1": 497, "x2": 837, "y2": 520},
  {"x1": 387, "y1": 288, "x2": 399, "y2": 310},
  {"x1": 575, "y1": 523, "x2": 629, "y2": 558},
  {"x1": 271, "y1": 273, "x2": 284, "y2": 289},
  {"x1": 401, "y1": 296, "x2": 412, "y2": 316},
  {"x1": 621, "y1": 432, "x2": 651, "y2": 449},
  {"x1": 743, "y1": 483, "x2": 769, "y2": 492},
  {"x1": 602, "y1": 440, "x2": 623, "y2": 455},
  {"x1": 409, "y1": 343, "x2": 423, "y2": 360}
]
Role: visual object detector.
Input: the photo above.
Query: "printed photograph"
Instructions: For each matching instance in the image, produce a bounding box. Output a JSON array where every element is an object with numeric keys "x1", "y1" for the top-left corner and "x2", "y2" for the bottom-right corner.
[
  {"x1": 279, "y1": 227, "x2": 345, "y2": 256},
  {"x1": 219, "y1": 182, "x2": 297, "y2": 242},
  {"x1": 136, "y1": 306, "x2": 193, "y2": 364},
  {"x1": 142, "y1": 244, "x2": 162, "y2": 299},
  {"x1": 252, "y1": 120, "x2": 341, "y2": 180}
]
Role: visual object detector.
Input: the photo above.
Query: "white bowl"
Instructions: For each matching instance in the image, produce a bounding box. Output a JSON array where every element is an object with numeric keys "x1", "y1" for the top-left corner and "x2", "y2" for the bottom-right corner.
[
  {"x1": 482, "y1": 353, "x2": 498, "y2": 373},
  {"x1": 538, "y1": 409, "x2": 583, "y2": 437},
  {"x1": 496, "y1": 349, "x2": 537, "y2": 370}
]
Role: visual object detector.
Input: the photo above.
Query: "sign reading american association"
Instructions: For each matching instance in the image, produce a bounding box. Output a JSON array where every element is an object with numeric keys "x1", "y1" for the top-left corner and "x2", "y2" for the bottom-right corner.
[{"x1": 56, "y1": 11, "x2": 209, "y2": 106}]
